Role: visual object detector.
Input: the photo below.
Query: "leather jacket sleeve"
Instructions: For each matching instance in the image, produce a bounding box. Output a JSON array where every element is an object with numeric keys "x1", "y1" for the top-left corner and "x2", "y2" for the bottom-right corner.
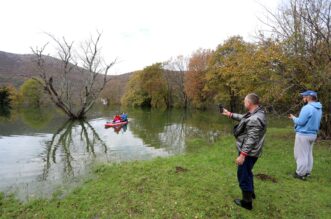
[{"x1": 231, "y1": 113, "x2": 244, "y2": 121}]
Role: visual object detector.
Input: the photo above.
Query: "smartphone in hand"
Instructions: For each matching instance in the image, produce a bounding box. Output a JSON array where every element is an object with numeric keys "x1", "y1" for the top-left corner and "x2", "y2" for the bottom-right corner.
[{"x1": 218, "y1": 104, "x2": 224, "y2": 113}]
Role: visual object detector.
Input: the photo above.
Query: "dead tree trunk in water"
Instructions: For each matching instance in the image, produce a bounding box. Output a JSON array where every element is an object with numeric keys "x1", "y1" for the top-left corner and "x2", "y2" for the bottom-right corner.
[{"x1": 31, "y1": 32, "x2": 115, "y2": 119}]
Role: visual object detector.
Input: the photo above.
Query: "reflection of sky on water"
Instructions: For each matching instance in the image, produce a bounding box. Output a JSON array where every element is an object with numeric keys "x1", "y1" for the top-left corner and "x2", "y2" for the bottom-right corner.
[
  {"x1": 0, "y1": 135, "x2": 47, "y2": 184},
  {"x1": 159, "y1": 124, "x2": 186, "y2": 154}
]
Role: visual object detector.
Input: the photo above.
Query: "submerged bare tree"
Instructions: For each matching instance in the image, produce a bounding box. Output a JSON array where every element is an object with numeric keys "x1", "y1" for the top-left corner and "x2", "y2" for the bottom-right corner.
[{"x1": 31, "y1": 32, "x2": 115, "y2": 119}]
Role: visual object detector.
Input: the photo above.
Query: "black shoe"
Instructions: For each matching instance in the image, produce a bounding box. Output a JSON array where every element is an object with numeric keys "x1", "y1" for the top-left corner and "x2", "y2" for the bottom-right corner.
[
  {"x1": 293, "y1": 172, "x2": 306, "y2": 180},
  {"x1": 234, "y1": 191, "x2": 253, "y2": 210},
  {"x1": 234, "y1": 199, "x2": 252, "y2": 210},
  {"x1": 305, "y1": 173, "x2": 311, "y2": 177}
]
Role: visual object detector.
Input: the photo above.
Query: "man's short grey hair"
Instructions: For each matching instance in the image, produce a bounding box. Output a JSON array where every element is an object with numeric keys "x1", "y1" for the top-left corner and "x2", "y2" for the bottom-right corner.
[{"x1": 246, "y1": 93, "x2": 260, "y2": 105}]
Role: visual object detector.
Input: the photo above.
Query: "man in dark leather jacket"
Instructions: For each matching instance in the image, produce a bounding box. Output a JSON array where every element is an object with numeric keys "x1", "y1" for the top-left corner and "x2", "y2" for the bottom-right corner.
[{"x1": 222, "y1": 93, "x2": 267, "y2": 210}]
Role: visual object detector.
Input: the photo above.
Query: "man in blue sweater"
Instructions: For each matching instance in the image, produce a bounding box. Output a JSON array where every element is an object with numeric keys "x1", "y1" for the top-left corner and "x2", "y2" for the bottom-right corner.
[{"x1": 289, "y1": 90, "x2": 322, "y2": 180}]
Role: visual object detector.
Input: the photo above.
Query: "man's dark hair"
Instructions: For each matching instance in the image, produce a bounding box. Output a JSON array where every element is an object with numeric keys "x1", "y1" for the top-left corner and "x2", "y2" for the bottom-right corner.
[{"x1": 246, "y1": 93, "x2": 260, "y2": 105}]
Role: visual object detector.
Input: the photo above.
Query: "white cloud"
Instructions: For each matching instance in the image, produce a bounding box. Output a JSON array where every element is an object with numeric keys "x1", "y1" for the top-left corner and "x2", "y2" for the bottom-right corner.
[{"x1": 0, "y1": 0, "x2": 281, "y2": 74}]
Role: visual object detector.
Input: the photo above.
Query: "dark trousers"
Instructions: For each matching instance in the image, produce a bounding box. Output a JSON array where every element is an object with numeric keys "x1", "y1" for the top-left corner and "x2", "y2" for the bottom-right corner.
[{"x1": 237, "y1": 156, "x2": 258, "y2": 192}]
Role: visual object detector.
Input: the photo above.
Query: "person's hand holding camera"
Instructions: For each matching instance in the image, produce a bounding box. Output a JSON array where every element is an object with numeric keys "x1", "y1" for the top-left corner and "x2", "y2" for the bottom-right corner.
[
  {"x1": 222, "y1": 108, "x2": 232, "y2": 117},
  {"x1": 288, "y1": 114, "x2": 295, "y2": 119},
  {"x1": 218, "y1": 104, "x2": 232, "y2": 117}
]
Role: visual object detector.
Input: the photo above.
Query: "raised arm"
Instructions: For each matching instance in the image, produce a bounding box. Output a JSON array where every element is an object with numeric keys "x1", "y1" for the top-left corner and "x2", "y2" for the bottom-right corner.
[
  {"x1": 223, "y1": 108, "x2": 243, "y2": 121},
  {"x1": 292, "y1": 106, "x2": 311, "y2": 126}
]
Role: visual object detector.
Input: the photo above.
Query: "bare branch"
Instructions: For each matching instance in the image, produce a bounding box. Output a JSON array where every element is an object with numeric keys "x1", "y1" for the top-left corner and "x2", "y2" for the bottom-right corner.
[{"x1": 31, "y1": 31, "x2": 115, "y2": 119}]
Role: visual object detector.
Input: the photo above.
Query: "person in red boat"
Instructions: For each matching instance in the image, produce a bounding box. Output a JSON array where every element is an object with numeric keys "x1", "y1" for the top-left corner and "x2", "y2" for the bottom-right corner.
[{"x1": 113, "y1": 114, "x2": 121, "y2": 123}]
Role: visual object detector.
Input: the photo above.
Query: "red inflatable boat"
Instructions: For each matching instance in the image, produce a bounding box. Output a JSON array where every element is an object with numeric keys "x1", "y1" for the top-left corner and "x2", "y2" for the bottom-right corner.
[{"x1": 105, "y1": 121, "x2": 128, "y2": 128}]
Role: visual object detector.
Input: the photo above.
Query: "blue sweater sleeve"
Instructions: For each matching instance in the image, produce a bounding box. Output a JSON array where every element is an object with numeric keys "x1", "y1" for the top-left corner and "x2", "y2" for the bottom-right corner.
[{"x1": 293, "y1": 106, "x2": 311, "y2": 126}]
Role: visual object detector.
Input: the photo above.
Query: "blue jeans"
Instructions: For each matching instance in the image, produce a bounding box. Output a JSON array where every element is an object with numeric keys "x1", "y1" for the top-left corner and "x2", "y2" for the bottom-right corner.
[{"x1": 237, "y1": 156, "x2": 258, "y2": 192}]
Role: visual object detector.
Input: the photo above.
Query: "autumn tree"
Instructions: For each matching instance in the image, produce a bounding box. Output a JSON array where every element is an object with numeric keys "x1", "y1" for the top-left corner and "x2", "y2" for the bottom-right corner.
[
  {"x1": 6, "y1": 85, "x2": 21, "y2": 107},
  {"x1": 205, "y1": 36, "x2": 255, "y2": 112},
  {"x1": 0, "y1": 85, "x2": 20, "y2": 109},
  {"x1": 184, "y1": 49, "x2": 212, "y2": 109},
  {"x1": 263, "y1": 0, "x2": 331, "y2": 138},
  {"x1": 240, "y1": 39, "x2": 294, "y2": 113}
]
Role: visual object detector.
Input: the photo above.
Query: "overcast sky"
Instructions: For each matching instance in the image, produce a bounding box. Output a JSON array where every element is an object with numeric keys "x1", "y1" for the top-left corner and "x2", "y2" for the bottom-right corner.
[{"x1": 1, "y1": 0, "x2": 281, "y2": 74}]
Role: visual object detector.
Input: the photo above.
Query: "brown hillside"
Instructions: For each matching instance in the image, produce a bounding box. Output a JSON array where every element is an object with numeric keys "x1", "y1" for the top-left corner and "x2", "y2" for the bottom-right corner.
[{"x1": 0, "y1": 50, "x2": 132, "y2": 100}]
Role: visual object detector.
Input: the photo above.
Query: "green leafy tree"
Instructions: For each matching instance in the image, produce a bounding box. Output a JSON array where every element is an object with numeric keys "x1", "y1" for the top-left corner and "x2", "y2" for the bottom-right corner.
[
  {"x1": 121, "y1": 63, "x2": 168, "y2": 108},
  {"x1": 0, "y1": 87, "x2": 12, "y2": 108},
  {"x1": 121, "y1": 71, "x2": 147, "y2": 107},
  {"x1": 20, "y1": 78, "x2": 45, "y2": 107}
]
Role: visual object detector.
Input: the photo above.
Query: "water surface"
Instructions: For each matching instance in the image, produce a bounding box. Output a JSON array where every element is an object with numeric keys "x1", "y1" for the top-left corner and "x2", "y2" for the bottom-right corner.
[{"x1": 0, "y1": 107, "x2": 236, "y2": 200}]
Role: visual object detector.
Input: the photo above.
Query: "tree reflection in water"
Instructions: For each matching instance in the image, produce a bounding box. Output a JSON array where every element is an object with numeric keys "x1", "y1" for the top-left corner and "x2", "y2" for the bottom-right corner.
[
  {"x1": 128, "y1": 109, "x2": 232, "y2": 154},
  {"x1": 0, "y1": 106, "x2": 11, "y2": 118},
  {"x1": 41, "y1": 120, "x2": 107, "y2": 180}
]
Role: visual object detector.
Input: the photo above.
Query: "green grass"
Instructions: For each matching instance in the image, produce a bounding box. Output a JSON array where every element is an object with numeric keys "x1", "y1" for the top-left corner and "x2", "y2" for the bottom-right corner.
[{"x1": 1, "y1": 128, "x2": 330, "y2": 218}]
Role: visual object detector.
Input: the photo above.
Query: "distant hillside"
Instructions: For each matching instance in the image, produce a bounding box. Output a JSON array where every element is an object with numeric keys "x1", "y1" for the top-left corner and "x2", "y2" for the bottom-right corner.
[
  {"x1": 0, "y1": 50, "x2": 132, "y2": 102},
  {"x1": 0, "y1": 51, "x2": 38, "y2": 87},
  {"x1": 0, "y1": 51, "x2": 185, "y2": 105},
  {"x1": 100, "y1": 72, "x2": 132, "y2": 104}
]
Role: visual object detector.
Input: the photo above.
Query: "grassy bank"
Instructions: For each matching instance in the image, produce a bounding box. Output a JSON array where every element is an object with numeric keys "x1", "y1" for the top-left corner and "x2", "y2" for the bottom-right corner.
[{"x1": 1, "y1": 127, "x2": 330, "y2": 218}]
